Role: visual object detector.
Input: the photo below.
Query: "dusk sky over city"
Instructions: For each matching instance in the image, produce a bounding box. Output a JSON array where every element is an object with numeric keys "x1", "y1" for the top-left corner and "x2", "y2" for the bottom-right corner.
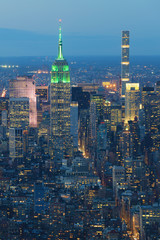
[{"x1": 0, "y1": 0, "x2": 159, "y2": 56}]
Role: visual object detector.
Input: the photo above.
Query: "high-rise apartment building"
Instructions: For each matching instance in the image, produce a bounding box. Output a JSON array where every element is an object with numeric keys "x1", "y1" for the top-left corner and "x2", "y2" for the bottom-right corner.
[
  {"x1": 9, "y1": 76, "x2": 37, "y2": 127},
  {"x1": 121, "y1": 31, "x2": 130, "y2": 97},
  {"x1": 125, "y1": 83, "x2": 140, "y2": 123},
  {"x1": 50, "y1": 22, "x2": 72, "y2": 160}
]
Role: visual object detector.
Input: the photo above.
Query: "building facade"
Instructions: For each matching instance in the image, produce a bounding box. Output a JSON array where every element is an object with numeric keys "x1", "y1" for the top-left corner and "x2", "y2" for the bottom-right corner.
[
  {"x1": 70, "y1": 101, "x2": 78, "y2": 148},
  {"x1": 121, "y1": 31, "x2": 130, "y2": 97},
  {"x1": 9, "y1": 76, "x2": 37, "y2": 127},
  {"x1": 125, "y1": 83, "x2": 140, "y2": 123},
  {"x1": 50, "y1": 23, "x2": 72, "y2": 160},
  {"x1": 9, "y1": 97, "x2": 29, "y2": 129}
]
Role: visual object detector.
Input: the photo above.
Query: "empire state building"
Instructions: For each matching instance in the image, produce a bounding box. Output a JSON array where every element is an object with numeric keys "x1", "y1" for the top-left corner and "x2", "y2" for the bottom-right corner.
[{"x1": 50, "y1": 21, "x2": 72, "y2": 160}]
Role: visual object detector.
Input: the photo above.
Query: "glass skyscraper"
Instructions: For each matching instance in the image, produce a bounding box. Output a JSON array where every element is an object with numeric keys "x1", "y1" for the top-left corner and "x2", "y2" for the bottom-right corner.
[
  {"x1": 121, "y1": 31, "x2": 130, "y2": 97},
  {"x1": 50, "y1": 22, "x2": 72, "y2": 160}
]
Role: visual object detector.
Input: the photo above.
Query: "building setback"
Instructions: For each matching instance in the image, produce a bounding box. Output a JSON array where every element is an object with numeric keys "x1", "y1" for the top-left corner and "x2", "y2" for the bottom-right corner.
[{"x1": 50, "y1": 22, "x2": 72, "y2": 160}]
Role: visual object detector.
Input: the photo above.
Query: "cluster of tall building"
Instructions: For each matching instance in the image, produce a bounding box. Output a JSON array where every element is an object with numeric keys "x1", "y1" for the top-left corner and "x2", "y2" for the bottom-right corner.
[{"x1": 0, "y1": 26, "x2": 160, "y2": 239}]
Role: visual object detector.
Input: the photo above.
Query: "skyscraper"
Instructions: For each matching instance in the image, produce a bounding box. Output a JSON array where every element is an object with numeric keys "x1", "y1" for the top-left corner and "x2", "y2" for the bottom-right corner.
[
  {"x1": 110, "y1": 103, "x2": 122, "y2": 132},
  {"x1": 78, "y1": 109, "x2": 90, "y2": 158},
  {"x1": 36, "y1": 85, "x2": 48, "y2": 102},
  {"x1": 9, "y1": 76, "x2": 37, "y2": 127},
  {"x1": 36, "y1": 85, "x2": 49, "y2": 127},
  {"x1": 121, "y1": 126, "x2": 133, "y2": 160},
  {"x1": 50, "y1": 21, "x2": 71, "y2": 160},
  {"x1": 128, "y1": 119, "x2": 140, "y2": 158},
  {"x1": 144, "y1": 93, "x2": 160, "y2": 150},
  {"x1": 9, "y1": 98, "x2": 29, "y2": 161},
  {"x1": 9, "y1": 98, "x2": 29, "y2": 129},
  {"x1": 0, "y1": 97, "x2": 9, "y2": 126},
  {"x1": 90, "y1": 94, "x2": 104, "y2": 146},
  {"x1": 121, "y1": 31, "x2": 130, "y2": 97},
  {"x1": 125, "y1": 83, "x2": 140, "y2": 123},
  {"x1": 9, "y1": 128, "x2": 23, "y2": 161},
  {"x1": 71, "y1": 86, "x2": 90, "y2": 117},
  {"x1": 70, "y1": 101, "x2": 78, "y2": 148},
  {"x1": 142, "y1": 86, "x2": 154, "y2": 108}
]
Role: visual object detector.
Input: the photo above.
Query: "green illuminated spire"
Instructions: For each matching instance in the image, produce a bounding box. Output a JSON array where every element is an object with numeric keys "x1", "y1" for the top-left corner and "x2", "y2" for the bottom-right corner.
[{"x1": 57, "y1": 19, "x2": 64, "y2": 60}]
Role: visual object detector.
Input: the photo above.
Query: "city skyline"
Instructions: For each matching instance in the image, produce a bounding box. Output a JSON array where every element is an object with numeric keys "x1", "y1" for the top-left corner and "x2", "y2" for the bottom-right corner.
[{"x1": 0, "y1": 2, "x2": 160, "y2": 239}]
